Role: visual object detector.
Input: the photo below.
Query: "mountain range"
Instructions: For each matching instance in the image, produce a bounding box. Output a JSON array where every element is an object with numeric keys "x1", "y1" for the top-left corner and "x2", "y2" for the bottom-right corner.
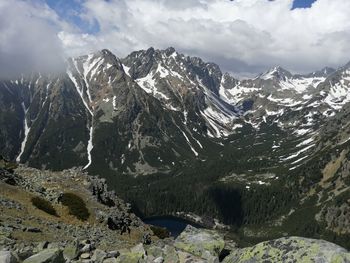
[{"x1": 1, "y1": 47, "x2": 349, "y2": 248}]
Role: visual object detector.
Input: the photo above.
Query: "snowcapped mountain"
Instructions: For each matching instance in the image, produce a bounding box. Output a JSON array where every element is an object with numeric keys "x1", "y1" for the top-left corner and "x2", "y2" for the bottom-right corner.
[
  {"x1": 122, "y1": 47, "x2": 239, "y2": 138},
  {"x1": 2, "y1": 47, "x2": 350, "y2": 246},
  {"x1": 1, "y1": 47, "x2": 350, "y2": 178}
]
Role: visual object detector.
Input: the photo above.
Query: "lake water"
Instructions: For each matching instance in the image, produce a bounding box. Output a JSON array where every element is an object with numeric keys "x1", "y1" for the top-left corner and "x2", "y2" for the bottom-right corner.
[{"x1": 143, "y1": 216, "x2": 202, "y2": 237}]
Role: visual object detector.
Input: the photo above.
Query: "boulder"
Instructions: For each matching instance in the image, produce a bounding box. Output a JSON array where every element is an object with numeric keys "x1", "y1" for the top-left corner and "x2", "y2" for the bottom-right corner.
[
  {"x1": 130, "y1": 244, "x2": 145, "y2": 255},
  {"x1": 115, "y1": 244, "x2": 145, "y2": 263},
  {"x1": 16, "y1": 247, "x2": 33, "y2": 261},
  {"x1": 103, "y1": 258, "x2": 118, "y2": 263},
  {"x1": 174, "y1": 225, "x2": 224, "y2": 260},
  {"x1": 0, "y1": 251, "x2": 18, "y2": 263},
  {"x1": 91, "y1": 249, "x2": 107, "y2": 262},
  {"x1": 163, "y1": 245, "x2": 180, "y2": 263},
  {"x1": 63, "y1": 240, "x2": 80, "y2": 260},
  {"x1": 23, "y1": 248, "x2": 64, "y2": 263},
  {"x1": 36, "y1": 241, "x2": 49, "y2": 252},
  {"x1": 177, "y1": 250, "x2": 211, "y2": 263},
  {"x1": 153, "y1": 256, "x2": 164, "y2": 263},
  {"x1": 142, "y1": 233, "x2": 152, "y2": 245},
  {"x1": 106, "y1": 251, "x2": 120, "y2": 258},
  {"x1": 223, "y1": 236, "x2": 350, "y2": 263},
  {"x1": 80, "y1": 252, "x2": 91, "y2": 259},
  {"x1": 80, "y1": 244, "x2": 92, "y2": 253}
]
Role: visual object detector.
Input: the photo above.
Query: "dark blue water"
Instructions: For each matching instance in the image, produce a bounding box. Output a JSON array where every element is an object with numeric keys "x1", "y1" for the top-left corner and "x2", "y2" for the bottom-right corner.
[{"x1": 143, "y1": 216, "x2": 202, "y2": 237}]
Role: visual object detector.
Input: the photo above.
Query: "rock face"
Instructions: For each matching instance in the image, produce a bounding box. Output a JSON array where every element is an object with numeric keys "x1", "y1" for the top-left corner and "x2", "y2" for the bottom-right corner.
[
  {"x1": 223, "y1": 237, "x2": 350, "y2": 263},
  {"x1": 22, "y1": 248, "x2": 64, "y2": 263},
  {"x1": 0, "y1": 250, "x2": 18, "y2": 263},
  {"x1": 174, "y1": 225, "x2": 225, "y2": 260}
]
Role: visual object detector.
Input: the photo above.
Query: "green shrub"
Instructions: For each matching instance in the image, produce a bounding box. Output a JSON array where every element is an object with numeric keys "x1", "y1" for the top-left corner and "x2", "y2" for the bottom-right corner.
[
  {"x1": 31, "y1": 196, "x2": 58, "y2": 217},
  {"x1": 150, "y1": 225, "x2": 170, "y2": 239},
  {"x1": 60, "y1": 193, "x2": 90, "y2": 221},
  {"x1": 0, "y1": 155, "x2": 18, "y2": 172}
]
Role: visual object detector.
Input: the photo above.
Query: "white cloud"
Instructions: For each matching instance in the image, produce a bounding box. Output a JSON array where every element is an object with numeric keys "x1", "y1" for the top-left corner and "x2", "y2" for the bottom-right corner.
[
  {"x1": 2, "y1": 0, "x2": 350, "y2": 76},
  {"x1": 0, "y1": 0, "x2": 68, "y2": 77}
]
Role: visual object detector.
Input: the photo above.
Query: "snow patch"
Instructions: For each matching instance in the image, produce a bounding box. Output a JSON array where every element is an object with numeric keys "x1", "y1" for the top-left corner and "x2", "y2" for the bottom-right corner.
[
  {"x1": 16, "y1": 103, "x2": 31, "y2": 162},
  {"x1": 136, "y1": 72, "x2": 170, "y2": 100},
  {"x1": 180, "y1": 130, "x2": 198, "y2": 156},
  {"x1": 67, "y1": 70, "x2": 93, "y2": 116},
  {"x1": 281, "y1": 144, "x2": 315, "y2": 161},
  {"x1": 113, "y1": 96, "x2": 117, "y2": 110},
  {"x1": 296, "y1": 137, "x2": 314, "y2": 147},
  {"x1": 83, "y1": 126, "x2": 94, "y2": 170},
  {"x1": 122, "y1": 64, "x2": 131, "y2": 77}
]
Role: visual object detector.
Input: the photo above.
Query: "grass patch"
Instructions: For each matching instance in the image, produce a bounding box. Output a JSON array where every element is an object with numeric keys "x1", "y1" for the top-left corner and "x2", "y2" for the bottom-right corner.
[
  {"x1": 0, "y1": 155, "x2": 18, "y2": 172},
  {"x1": 31, "y1": 196, "x2": 58, "y2": 217},
  {"x1": 60, "y1": 193, "x2": 90, "y2": 221}
]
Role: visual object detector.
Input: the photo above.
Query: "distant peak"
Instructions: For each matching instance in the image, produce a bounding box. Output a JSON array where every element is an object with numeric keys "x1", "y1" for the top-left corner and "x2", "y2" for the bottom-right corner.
[
  {"x1": 322, "y1": 67, "x2": 335, "y2": 74},
  {"x1": 146, "y1": 47, "x2": 155, "y2": 55},
  {"x1": 259, "y1": 66, "x2": 292, "y2": 80},
  {"x1": 272, "y1": 66, "x2": 290, "y2": 74},
  {"x1": 302, "y1": 67, "x2": 336, "y2": 78},
  {"x1": 101, "y1": 49, "x2": 113, "y2": 56},
  {"x1": 165, "y1": 47, "x2": 176, "y2": 55}
]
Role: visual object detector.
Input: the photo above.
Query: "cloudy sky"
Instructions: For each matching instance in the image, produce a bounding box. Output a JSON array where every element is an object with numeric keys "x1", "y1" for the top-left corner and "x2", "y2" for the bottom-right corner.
[{"x1": 1, "y1": 0, "x2": 350, "y2": 77}]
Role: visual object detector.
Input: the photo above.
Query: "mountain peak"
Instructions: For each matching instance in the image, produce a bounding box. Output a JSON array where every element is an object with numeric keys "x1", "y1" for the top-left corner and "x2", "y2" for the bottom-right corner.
[
  {"x1": 101, "y1": 49, "x2": 114, "y2": 56},
  {"x1": 259, "y1": 66, "x2": 293, "y2": 80},
  {"x1": 146, "y1": 47, "x2": 155, "y2": 55},
  {"x1": 164, "y1": 47, "x2": 176, "y2": 55},
  {"x1": 301, "y1": 67, "x2": 336, "y2": 78}
]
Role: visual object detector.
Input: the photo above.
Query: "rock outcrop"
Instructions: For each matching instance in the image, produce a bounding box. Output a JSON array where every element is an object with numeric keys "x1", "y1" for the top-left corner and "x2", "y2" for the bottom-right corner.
[
  {"x1": 223, "y1": 236, "x2": 350, "y2": 263},
  {"x1": 174, "y1": 225, "x2": 225, "y2": 261},
  {"x1": 22, "y1": 248, "x2": 64, "y2": 263}
]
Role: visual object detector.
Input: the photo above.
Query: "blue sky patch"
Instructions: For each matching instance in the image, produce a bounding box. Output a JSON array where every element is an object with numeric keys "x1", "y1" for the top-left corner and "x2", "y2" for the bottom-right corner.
[
  {"x1": 45, "y1": 0, "x2": 100, "y2": 34},
  {"x1": 292, "y1": 0, "x2": 317, "y2": 9}
]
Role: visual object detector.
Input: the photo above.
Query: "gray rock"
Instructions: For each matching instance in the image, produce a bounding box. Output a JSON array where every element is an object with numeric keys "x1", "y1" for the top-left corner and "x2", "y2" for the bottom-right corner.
[
  {"x1": 103, "y1": 258, "x2": 118, "y2": 263},
  {"x1": 106, "y1": 251, "x2": 120, "y2": 258},
  {"x1": 115, "y1": 244, "x2": 145, "y2": 263},
  {"x1": 142, "y1": 233, "x2": 152, "y2": 245},
  {"x1": 91, "y1": 249, "x2": 107, "y2": 263},
  {"x1": 16, "y1": 247, "x2": 33, "y2": 261},
  {"x1": 63, "y1": 241, "x2": 80, "y2": 261},
  {"x1": 223, "y1": 236, "x2": 350, "y2": 263},
  {"x1": 0, "y1": 251, "x2": 18, "y2": 263},
  {"x1": 47, "y1": 243, "x2": 60, "y2": 249},
  {"x1": 163, "y1": 245, "x2": 180, "y2": 263},
  {"x1": 23, "y1": 248, "x2": 64, "y2": 263},
  {"x1": 35, "y1": 241, "x2": 49, "y2": 252},
  {"x1": 80, "y1": 244, "x2": 92, "y2": 253},
  {"x1": 130, "y1": 243, "x2": 145, "y2": 255},
  {"x1": 80, "y1": 252, "x2": 91, "y2": 259},
  {"x1": 153, "y1": 256, "x2": 164, "y2": 263},
  {"x1": 174, "y1": 225, "x2": 224, "y2": 260}
]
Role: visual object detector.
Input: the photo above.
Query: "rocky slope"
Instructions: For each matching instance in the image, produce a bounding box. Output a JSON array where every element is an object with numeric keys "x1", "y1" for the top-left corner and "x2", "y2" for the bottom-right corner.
[
  {"x1": 0, "y1": 160, "x2": 349, "y2": 262},
  {"x1": 0, "y1": 159, "x2": 147, "y2": 250}
]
